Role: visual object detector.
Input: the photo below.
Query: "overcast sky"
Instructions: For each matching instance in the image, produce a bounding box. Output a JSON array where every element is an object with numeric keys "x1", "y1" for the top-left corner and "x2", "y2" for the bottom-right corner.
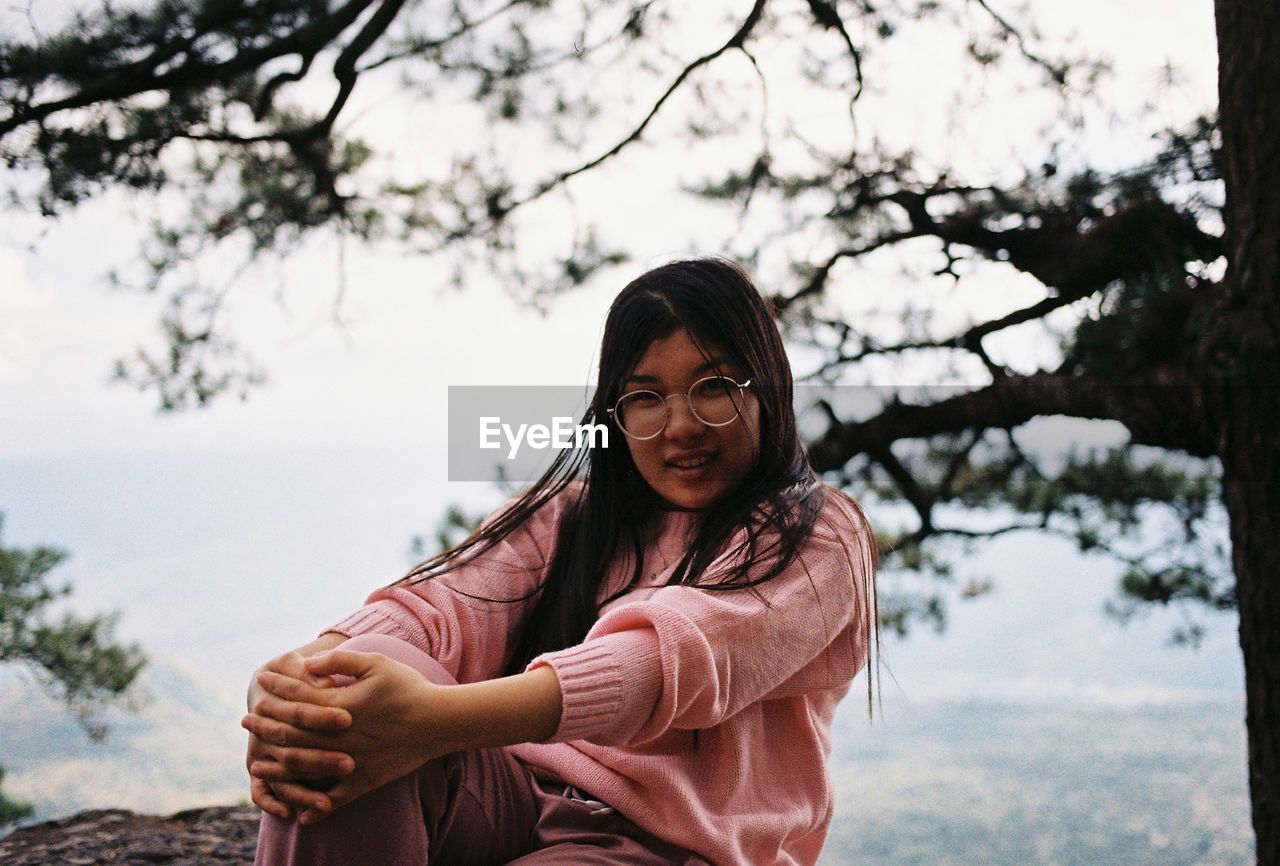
[{"x1": 0, "y1": 0, "x2": 1239, "y2": 719}]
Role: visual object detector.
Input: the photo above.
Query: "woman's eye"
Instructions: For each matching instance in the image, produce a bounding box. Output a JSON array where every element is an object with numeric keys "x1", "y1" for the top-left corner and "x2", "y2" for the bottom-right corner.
[{"x1": 696, "y1": 378, "x2": 732, "y2": 398}]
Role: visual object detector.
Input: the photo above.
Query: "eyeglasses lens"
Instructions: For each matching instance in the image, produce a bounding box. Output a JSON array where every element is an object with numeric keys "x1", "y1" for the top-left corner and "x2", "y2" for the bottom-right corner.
[
  {"x1": 615, "y1": 392, "x2": 666, "y2": 438},
  {"x1": 690, "y1": 377, "x2": 740, "y2": 425},
  {"x1": 615, "y1": 376, "x2": 742, "y2": 438}
]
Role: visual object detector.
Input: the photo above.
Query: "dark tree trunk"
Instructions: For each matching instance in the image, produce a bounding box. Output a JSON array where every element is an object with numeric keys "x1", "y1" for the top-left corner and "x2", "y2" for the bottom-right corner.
[{"x1": 1211, "y1": 1, "x2": 1280, "y2": 862}]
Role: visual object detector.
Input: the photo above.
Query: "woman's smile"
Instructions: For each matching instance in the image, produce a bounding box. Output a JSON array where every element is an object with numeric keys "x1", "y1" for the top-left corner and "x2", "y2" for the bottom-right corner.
[{"x1": 668, "y1": 449, "x2": 715, "y2": 472}]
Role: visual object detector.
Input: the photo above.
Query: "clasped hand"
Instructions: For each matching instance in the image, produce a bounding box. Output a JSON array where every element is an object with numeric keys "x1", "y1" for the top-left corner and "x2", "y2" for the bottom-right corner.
[{"x1": 243, "y1": 649, "x2": 451, "y2": 824}]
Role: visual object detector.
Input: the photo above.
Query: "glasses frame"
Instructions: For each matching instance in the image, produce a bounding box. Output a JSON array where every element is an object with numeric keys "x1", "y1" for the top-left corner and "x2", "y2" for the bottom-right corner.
[{"x1": 607, "y1": 375, "x2": 754, "y2": 440}]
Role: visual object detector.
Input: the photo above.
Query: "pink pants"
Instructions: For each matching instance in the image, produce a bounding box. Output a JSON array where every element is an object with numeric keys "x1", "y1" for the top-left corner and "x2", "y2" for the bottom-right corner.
[{"x1": 253, "y1": 634, "x2": 712, "y2": 865}]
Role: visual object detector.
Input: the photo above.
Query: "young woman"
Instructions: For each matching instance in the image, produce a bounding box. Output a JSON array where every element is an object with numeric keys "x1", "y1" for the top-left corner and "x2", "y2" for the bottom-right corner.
[{"x1": 244, "y1": 258, "x2": 880, "y2": 865}]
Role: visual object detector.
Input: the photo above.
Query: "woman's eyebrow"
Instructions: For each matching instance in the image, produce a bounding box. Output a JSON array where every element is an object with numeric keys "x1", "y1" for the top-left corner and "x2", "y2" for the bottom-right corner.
[{"x1": 625, "y1": 356, "x2": 736, "y2": 384}]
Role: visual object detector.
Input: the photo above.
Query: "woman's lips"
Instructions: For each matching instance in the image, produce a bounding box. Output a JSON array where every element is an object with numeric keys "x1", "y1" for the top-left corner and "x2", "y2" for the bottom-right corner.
[{"x1": 667, "y1": 452, "x2": 715, "y2": 480}]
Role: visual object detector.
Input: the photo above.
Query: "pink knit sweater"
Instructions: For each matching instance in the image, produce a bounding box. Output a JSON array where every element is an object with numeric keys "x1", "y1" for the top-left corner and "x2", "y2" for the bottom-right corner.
[{"x1": 328, "y1": 485, "x2": 875, "y2": 866}]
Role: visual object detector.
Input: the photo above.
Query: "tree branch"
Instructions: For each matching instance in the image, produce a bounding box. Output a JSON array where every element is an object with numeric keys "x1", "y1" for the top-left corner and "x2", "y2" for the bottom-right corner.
[
  {"x1": 319, "y1": 0, "x2": 410, "y2": 133},
  {"x1": 871, "y1": 443, "x2": 937, "y2": 533},
  {"x1": 967, "y1": 0, "x2": 1067, "y2": 85},
  {"x1": 505, "y1": 0, "x2": 770, "y2": 215},
  {"x1": 806, "y1": 286, "x2": 1093, "y2": 378},
  {"x1": 0, "y1": 0, "x2": 383, "y2": 139},
  {"x1": 357, "y1": 0, "x2": 531, "y2": 73},
  {"x1": 806, "y1": 370, "x2": 1215, "y2": 480},
  {"x1": 804, "y1": 0, "x2": 865, "y2": 102},
  {"x1": 774, "y1": 228, "x2": 923, "y2": 312},
  {"x1": 777, "y1": 188, "x2": 1221, "y2": 341}
]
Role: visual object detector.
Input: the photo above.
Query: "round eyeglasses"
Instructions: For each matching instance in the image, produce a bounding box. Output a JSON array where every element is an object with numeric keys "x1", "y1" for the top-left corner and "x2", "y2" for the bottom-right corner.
[{"x1": 607, "y1": 375, "x2": 753, "y2": 440}]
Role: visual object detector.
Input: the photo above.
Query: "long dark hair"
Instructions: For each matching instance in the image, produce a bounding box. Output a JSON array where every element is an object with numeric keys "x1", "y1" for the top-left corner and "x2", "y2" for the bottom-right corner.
[{"x1": 396, "y1": 257, "x2": 879, "y2": 713}]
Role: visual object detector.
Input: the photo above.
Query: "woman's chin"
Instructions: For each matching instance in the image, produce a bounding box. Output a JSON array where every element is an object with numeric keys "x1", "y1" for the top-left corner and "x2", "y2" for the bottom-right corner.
[{"x1": 652, "y1": 479, "x2": 724, "y2": 512}]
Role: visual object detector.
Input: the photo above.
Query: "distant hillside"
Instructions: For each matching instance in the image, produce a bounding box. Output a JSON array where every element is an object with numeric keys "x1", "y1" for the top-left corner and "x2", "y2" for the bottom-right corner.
[
  {"x1": 0, "y1": 665, "x2": 1255, "y2": 863},
  {"x1": 820, "y1": 697, "x2": 1254, "y2": 865},
  {"x1": 0, "y1": 659, "x2": 248, "y2": 824}
]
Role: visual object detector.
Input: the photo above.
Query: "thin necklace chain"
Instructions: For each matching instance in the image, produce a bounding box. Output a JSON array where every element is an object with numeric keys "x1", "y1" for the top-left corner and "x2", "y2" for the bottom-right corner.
[
  {"x1": 643, "y1": 510, "x2": 696, "y2": 583},
  {"x1": 645, "y1": 551, "x2": 672, "y2": 583}
]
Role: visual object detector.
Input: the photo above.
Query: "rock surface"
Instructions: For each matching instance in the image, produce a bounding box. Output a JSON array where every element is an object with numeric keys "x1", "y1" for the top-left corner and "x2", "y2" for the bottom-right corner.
[{"x1": 0, "y1": 805, "x2": 260, "y2": 865}]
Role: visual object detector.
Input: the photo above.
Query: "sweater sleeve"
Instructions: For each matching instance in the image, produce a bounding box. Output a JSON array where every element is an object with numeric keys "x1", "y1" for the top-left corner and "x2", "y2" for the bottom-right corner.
[
  {"x1": 525, "y1": 492, "x2": 875, "y2": 745},
  {"x1": 326, "y1": 488, "x2": 574, "y2": 684}
]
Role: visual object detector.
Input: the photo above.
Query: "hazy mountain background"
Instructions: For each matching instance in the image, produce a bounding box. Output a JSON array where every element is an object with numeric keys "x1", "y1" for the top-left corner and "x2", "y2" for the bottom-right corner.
[
  {"x1": 821, "y1": 697, "x2": 1251, "y2": 865},
  {"x1": 0, "y1": 661, "x2": 246, "y2": 819},
  {"x1": 0, "y1": 660, "x2": 1250, "y2": 864}
]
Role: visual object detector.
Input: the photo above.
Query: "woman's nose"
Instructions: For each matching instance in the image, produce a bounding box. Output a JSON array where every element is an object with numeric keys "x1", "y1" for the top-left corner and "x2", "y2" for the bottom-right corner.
[{"x1": 664, "y1": 396, "x2": 706, "y2": 439}]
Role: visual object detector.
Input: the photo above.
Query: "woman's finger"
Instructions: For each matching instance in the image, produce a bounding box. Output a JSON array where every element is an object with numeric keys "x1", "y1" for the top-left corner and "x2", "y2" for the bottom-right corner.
[
  {"x1": 250, "y1": 748, "x2": 354, "y2": 781},
  {"x1": 250, "y1": 777, "x2": 293, "y2": 820},
  {"x1": 242, "y1": 712, "x2": 331, "y2": 749},
  {"x1": 265, "y1": 651, "x2": 336, "y2": 688},
  {"x1": 250, "y1": 690, "x2": 351, "y2": 731},
  {"x1": 266, "y1": 651, "x2": 305, "y2": 674},
  {"x1": 302, "y1": 777, "x2": 359, "y2": 822},
  {"x1": 257, "y1": 670, "x2": 342, "y2": 707},
  {"x1": 246, "y1": 731, "x2": 270, "y2": 763},
  {"x1": 255, "y1": 766, "x2": 343, "y2": 794},
  {"x1": 267, "y1": 780, "x2": 333, "y2": 817},
  {"x1": 303, "y1": 649, "x2": 382, "y2": 680}
]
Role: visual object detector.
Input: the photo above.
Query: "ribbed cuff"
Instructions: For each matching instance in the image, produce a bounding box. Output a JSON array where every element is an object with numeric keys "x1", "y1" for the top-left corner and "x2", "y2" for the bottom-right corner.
[{"x1": 526, "y1": 629, "x2": 662, "y2": 743}]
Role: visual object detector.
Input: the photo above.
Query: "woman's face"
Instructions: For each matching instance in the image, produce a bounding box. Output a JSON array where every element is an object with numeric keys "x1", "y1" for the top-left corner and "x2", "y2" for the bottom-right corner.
[{"x1": 617, "y1": 328, "x2": 761, "y2": 511}]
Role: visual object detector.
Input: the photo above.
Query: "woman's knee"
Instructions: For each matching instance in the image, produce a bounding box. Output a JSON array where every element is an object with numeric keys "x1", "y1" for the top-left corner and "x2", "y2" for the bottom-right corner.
[{"x1": 334, "y1": 633, "x2": 458, "y2": 686}]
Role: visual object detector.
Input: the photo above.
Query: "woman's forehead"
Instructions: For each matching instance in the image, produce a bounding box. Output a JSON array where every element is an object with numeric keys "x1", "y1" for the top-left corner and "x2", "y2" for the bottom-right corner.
[{"x1": 625, "y1": 329, "x2": 741, "y2": 383}]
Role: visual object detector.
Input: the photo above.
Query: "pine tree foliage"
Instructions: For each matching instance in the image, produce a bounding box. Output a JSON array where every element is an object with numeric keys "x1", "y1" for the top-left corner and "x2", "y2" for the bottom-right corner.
[
  {"x1": 0, "y1": 766, "x2": 33, "y2": 828},
  {"x1": 0, "y1": 515, "x2": 148, "y2": 824}
]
